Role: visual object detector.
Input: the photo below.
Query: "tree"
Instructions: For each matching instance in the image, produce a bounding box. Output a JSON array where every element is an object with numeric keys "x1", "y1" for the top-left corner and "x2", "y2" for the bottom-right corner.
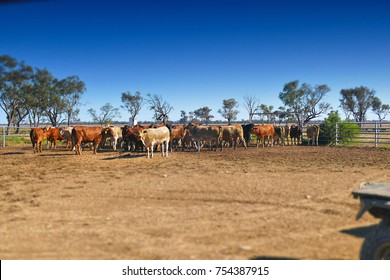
[
  {"x1": 41, "y1": 75, "x2": 85, "y2": 127},
  {"x1": 193, "y1": 106, "x2": 214, "y2": 124},
  {"x1": 88, "y1": 103, "x2": 121, "y2": 125},
  {"x1": 321, "y1": 110, "x2": 360, "y2": 145},
  {"x1": 218, "y1": 98, "x2": 239, "y2": 124},
  {"x1": 279, "y1": 80, "x2": 331, "y2": 126},
  {"x1": 179, "y1": 110, "x2": 188, "y2": 124},
  {"x1": 146, "y1": 93, "x2": 173, "y2": 123},
  {"x1": 0, "y1": 55, "x2": 33, "y2": 134},
  {"x1": 339, "y1": 86, "x2": 376, "y2": 122},
  {"x1": 371, "y1": 97, "x2": 390, "y2": 122},
  {"x1": 243, "y1": 96, "x2": 260, "y2": 123},
  {"x1": 26, "y1": 68, "x2": 52, "y2": 127},
  {"x1": 59, "y1": 76, "x2": 86, "y2": 127},
  {"x1": 259, "y1": 104, "x2": 275, "y2": 123},
  {"x1": 121, "y1": 91, "x2": 144, "y2": 124}
]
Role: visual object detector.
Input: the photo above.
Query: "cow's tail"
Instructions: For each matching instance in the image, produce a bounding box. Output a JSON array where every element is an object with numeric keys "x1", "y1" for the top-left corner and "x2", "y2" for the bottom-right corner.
[
  {"x1": 165, "y1": 122, "x2": 173, "y2": 152},
  {"x1": 71, "y1": 127, "x2": 77, "y2": 151}
]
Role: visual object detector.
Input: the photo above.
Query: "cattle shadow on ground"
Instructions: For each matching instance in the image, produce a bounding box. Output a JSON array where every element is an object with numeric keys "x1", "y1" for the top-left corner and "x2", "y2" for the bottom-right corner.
[
  {"x1": 340, "y1": 224, "x2": 378, "y2": 238},
  {"x1": 38, "y1": 153, "x2": 74, "y2": 157},
  {"x1": 250, "y1": 256, "x2": 299, "y2": 260},
  {"x1": 1, "y1": 152, "x2": 26, "y2": 155},
  {"x1": 102, "y1": 153, "x2": 145, "y2": 160}
]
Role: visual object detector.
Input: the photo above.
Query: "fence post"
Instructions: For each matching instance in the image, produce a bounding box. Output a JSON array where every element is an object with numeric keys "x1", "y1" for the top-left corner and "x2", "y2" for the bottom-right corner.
[
  {"x1": 2, "y1": 126, "x2": 5, "y2": 147},
  {"x1": 375, "y1": 121, "x2": 378, "y2": 148},
  {"x1": 335, "y1": 122, "x2": 339, "y2": 145}
]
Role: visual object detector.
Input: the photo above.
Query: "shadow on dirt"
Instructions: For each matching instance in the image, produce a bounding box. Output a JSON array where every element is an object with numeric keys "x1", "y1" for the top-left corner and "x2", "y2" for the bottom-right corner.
[
  {"x1": 1, "y1": 152, "x2": 26, "y2": 155},
  {"x1": 102, "y1": 153, "x2": 145, "y2": 160},
  {"x1": 250, "y1": 256, "x2": 299, "y2": 260},
  {"x1": 39, "y1": 153, "x2": 73, "y2": 157},
  {"x1": 340, "y1": 224, "x2": 378, "y2": 238}
]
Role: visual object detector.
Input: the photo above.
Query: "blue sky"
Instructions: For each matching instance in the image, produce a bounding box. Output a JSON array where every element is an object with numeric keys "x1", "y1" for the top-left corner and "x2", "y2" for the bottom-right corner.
[{"x1": 1, "y1": 0, "x2": 390, "y2": 124}]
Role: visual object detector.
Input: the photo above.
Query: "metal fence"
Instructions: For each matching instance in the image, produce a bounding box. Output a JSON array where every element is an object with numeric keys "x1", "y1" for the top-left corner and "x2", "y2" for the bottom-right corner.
[
  {"x1": 1, "y1": 122, "x2": 390, "y2": 148},
  {"x1": 332, "y1": 122, "x2": 390, "y2": 147}
]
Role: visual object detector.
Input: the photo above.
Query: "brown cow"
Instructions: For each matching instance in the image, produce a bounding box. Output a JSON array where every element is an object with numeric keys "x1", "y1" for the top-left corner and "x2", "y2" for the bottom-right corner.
[
  {"x1": 219, "y1": 125, "x2": 247, "y2": 151},
  {"x1": 251, "y1": 124, "x2": 275, "y2": 148},
  {"x1": 122, "y1": 124, "x2": 147, "y2": 151},
  {"x1": 45, "y1": 127, "x2": 65, "y2": 149},
  {"x1": 187, "y1": 123, "x2": 221, "y2": 153},
  {"x1": 170, "y1": 124, "x2": 187, "y2": 152},
  {"x1": 71, "y1": 126, "x2": 103, "y2": 155},
  {"x1": 29, "y1": 127, "x2": 47, "y2": 153},
  {"x1": 306, "y1": 124, "x2": 321, "y2": 146}
]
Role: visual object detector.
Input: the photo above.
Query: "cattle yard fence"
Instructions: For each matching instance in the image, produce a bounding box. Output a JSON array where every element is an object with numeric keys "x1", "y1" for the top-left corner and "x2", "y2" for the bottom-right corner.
[{"x1": 1, "y1": 121, "x2": 390, "y2": 148}]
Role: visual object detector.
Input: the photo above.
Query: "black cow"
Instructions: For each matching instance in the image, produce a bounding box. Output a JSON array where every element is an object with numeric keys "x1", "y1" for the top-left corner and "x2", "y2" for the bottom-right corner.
[{"x1": 241, "y1": 123, "x2": 254, "y2": 146}]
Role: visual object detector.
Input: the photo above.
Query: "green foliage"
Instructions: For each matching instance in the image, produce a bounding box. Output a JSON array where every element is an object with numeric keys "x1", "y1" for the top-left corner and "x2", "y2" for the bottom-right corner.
[
  {"x1": 339, "y1": 86, "x2": 375, "y2": 122},
  {"x1": 218, "y1": 98, "x2": 239, "y2": 124},
  {"x1": 193, "y1": 106, "x2": 214, "y2": 124},
  {"x1": 320, "y1": 111, "x2": 360, "y2": 145},
  {"x1": 5, "y1": 136, "x2": 31, "y2": 146},
  {"x1": 88, "y1": 103, "x2": 120, "y2": 125},
  {"x1": 279, "y1": 80, "x2": 331, "y2": 126}
]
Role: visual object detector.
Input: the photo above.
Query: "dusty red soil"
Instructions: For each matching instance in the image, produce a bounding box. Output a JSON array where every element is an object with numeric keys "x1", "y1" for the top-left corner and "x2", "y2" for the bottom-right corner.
[{"x1": 1, "y1": 144, "x2": 389, "y2": 260}]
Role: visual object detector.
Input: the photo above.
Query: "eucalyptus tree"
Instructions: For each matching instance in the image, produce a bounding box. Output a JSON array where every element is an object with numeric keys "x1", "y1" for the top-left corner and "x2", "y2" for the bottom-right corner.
[
  {"x1": 60, "y1": 76, "x2": 86, "y2": 127},
  {"x1": 339, "y1": 86, "x2": 376, "y2": 122},
  {"x1": 26, "y1": 68, "x2": 52, "y2": 127},
  {"x1": 243, "y1": 96, "x2": 260, "y2": 123},
  {"x1": 279, "y1": 80, "x2": 331, "y2": 126},
  {"x1": 146, "y1": 93, "x2": 173, "y2": 123},
  {"x1": 218, "y1": 98, "x2": 239, "y2": 124},
  {"x1": 88, "y1": 103, "x2": 121, "y2": 125},
  {"x1": 0, "y1": 55, "x2": 33, "y2": 134},
  {"x1": 193, "y1": 106, "x2": 214, "y2": 124},
  {"x1": 371, "y1": 97, "x2": 389, "y2": 123},
  {"x1": 121, "y1": 91, "x2": 144, "y2": 125}
]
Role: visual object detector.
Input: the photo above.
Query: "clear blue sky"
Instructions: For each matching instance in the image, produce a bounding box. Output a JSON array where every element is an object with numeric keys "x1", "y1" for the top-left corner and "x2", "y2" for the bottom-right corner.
[{"x1": 1, "y1": 0, "x2": 389, "y2": 124}]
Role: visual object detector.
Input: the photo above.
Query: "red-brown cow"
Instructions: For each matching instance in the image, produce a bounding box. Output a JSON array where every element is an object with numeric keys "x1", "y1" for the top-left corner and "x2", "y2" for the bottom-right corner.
[
  {"x1": 122, "y1": 124, "x2": 147, "y2": 151},
  {"x1": 71, "y1": 126, "x2": 103, "y2": 155},
  {"x1": 170, "y1": 124, "x2": 187, "y2": 152},
  {"x1": 251, "y1": 124, "x2": 275, "y2": 148},
  {"x1": 45, "y1": 127, "x2": 65, "y2": 149},
  {"x1": 30, "y1": 127, "x2": 47, "y2": 153}
]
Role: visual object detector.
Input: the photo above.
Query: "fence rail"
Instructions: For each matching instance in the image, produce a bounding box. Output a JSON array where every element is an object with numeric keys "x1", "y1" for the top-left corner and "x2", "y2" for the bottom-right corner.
[{"x1": 1, "y1": 122, "x2": 390, "y2": 148}]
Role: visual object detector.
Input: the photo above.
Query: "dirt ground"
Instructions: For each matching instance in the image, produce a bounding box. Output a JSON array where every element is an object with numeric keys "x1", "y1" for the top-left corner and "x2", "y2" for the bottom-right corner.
[{"x1": 1, "y1": 144, "x2": 389, "y2": 260}]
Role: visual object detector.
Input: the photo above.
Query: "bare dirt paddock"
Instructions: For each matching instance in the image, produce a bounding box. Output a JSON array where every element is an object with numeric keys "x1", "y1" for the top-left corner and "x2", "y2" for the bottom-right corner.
[{"x1": 1, "y1": 145, "x2": 390, "y2": 260}]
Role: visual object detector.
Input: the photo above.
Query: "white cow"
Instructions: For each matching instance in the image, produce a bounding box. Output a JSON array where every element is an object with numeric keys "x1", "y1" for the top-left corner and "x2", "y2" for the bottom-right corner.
[
  {"x1": 138, "y1": 126, "x2": 170, "y2": 158},
  {"x1": 60, "y1": 126, "x2": 74, "y2": 150},
  {"x1": 101, "y1": 126, "x2": 123, "y2": 151}
]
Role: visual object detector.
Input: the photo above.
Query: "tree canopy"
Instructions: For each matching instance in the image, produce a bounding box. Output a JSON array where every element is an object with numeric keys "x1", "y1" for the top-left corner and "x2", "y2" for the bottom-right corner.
[
  {"x1": 218, "y1": 98, "x2": 239, "y2": 125},
  {"x1": 121, "y1": 91, "x2": 144, "y2": 123},
  {"x1": 339, "y1": 86, "x2": 376, "y2": 122},
  {"x1": 279, "y1": 80, "x2": 331, "y2": 126},
  {"x1": 146, "y1": 93, "x2": 173, "y2": 123},
  {"x1": 193, "y1": 106, "x2": 214, "y2": 124},
  {"x1": 88, "y1": 103, "x2": 121, "y2": 125},
  {"x1": 0, "y1": 54, "x2": 85, "y2": 132}
]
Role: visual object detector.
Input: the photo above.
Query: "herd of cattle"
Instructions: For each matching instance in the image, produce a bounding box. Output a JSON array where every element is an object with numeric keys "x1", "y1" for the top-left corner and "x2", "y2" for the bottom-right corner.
[{"x1": 29, "y1": 123, "x2": 321, "y2": 157}]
